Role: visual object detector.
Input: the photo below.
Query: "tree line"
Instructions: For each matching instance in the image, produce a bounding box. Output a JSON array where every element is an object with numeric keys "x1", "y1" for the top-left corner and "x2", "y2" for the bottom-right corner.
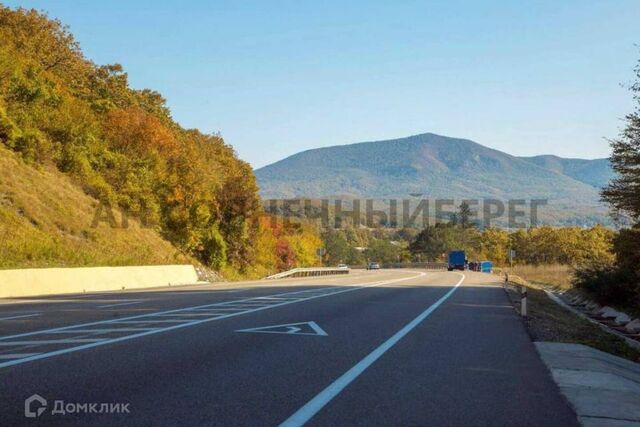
[
  {"x1": 0, "y1": 6, "x2": 321, "y2": 278},
  {"x1": 575, "y1": 55, "x2": 640, "y2": 308}
]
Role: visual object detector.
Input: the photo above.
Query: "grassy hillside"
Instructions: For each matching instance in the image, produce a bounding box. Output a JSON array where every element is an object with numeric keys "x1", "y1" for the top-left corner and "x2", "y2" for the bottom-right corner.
[
  {"x1": 0, "y1": 6, "x2": 326, "y2": 277},
  {"x1": 0, "y1": 6, "x2": 262, "y2": 272},
  {"x1": 0, "y1": 146, "x2": 191, "y2": 269}
]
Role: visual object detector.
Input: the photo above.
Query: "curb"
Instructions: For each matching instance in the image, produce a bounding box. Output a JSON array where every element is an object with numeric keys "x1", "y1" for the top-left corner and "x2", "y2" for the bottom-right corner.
[{"x1": 545, "y1": 290, "x2": 640, "y2": 351}]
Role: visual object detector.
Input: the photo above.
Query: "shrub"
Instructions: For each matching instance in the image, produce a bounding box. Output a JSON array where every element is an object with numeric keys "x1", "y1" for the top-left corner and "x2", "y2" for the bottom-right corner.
[{"x1": 573, "y1": 263, "x2": 639, "y2": 307}]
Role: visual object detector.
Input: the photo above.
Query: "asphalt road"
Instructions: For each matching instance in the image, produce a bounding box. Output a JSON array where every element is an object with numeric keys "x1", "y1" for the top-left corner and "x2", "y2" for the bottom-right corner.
[{"x1": 0, "y1": 269, "x2": 578, "y2": 426}]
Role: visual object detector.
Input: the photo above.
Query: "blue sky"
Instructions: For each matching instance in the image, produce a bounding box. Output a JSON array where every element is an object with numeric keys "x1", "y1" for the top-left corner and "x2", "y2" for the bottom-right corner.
[{"x1": 5, "y1": 1, "x2": 640, "y2": 167}]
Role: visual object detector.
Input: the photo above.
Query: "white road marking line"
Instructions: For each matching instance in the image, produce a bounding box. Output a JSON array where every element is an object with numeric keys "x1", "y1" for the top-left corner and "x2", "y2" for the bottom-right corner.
[
  {"x1": 114, "y1": 319, "x2": 190, "y2": 324},
  {"x1": 237, "y1": 321, "x2": 328, "y2": 336},
  {"x1": 0, "y1": 353, "x2": 40, "y2": 359},
  {"x1": 0, "y1": 272, "x2": 425, "y2": 369},
  {"x1": 0, "y1": 313, "x2": 41, "y2": 321},
  {"x1": 279, "y1": 273, "x2": 465, "y2": 427},
  {"x1": 190, "y1": 308, "x2": 244, "y2": 312},
  {"x1": 178, "y1": 289, "x2": 251, "y2": 294},
  {"x1": 50, "y1": 328, "x2": 158, "y2": 333},
  {"x1": 97, "y1": 301, "x2": 143, "y2": 308},
  {"x1": 162, "y1": 313, "x2": 226, "y2": 317},
  {"x1": 0, "y1": 276, "x2": 422, "y2": 342},
  {"x1": 0, "y1": 338, "x2": 106, "y2": 345},
  {"x1": 220, "y1": 300, "x2": 270, "y2": 307}
]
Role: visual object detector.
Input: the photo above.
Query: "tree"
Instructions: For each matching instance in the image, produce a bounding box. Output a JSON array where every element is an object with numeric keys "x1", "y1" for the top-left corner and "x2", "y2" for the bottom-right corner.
[
  {"x1": 480, "y1": 227, "x2": 509, "y2": 264},
  {"x1": 409, "y1": 223, "x2": 457, "y2": 261},
  {"x1": 458, "y1": 201, "x2": 474, "y2": 229},
  {"x1": 579, "y1": 56, "x2": 640, "y2": 308},
  {"x1": 602, "y1": 59, "x2": 640, "y2": 221},
  {"x1": 365, "y1": 239, "x2": 406, "y2": 264},
  {"x1": 0, "y1": 6, "x2": 271, "y2": 276},
  {"x1": 322, "y1": 230, "x2": 363, "y2": 265}
]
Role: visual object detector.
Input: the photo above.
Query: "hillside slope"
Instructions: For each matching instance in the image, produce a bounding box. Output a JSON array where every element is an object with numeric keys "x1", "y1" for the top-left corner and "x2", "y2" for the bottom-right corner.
[
  {"x1": 256, "y1": 133, "x2": 603, "y2": 200},
  {"x1": 518, "y1": 155, "x2": 613, "y2": 188},
  {"x1": 255, "y1": 133, "x2": 610, "y2": 224},
  {"x1": 0, "y1": 6, "x2": 263, "y2": 272},
  {"x1": 0, "y1": 147, "x2": 190, "y2": 269}
]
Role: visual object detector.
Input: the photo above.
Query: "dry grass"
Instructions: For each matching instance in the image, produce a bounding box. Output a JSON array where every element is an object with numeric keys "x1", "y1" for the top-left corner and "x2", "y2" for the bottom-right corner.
[
  {"x1": 0, "y1": 147, "x2": 192, "y2": 269},
  {"x1": 503, "y1": 264, "x2": 574, "y2": 290},
  {"x1": 504, "y1": 281, "x2": 640, "y2": 362}
]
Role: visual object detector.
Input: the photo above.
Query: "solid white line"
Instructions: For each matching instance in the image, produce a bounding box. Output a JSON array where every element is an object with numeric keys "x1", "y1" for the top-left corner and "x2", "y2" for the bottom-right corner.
[
  {"x1": 0, "y1": 313, "x2": 41, "y2": 321},
  {"x1": 279, "y1": 273, "x2": 465, "y2": 427},
  {"x1": 0, "y1": 272, "x2": 426, "y2": 369},
  {"x1": 97, "y1": 301, "x2": 143, "y2": 308},
  {"x1": 0, "y1": 353, "x2": 40, "y2": 359},
  {"x1": 114, "y1": 319, "x2": 189, "y2": 324},
  {"x1": 162, "y1": 313, "x2": 226, "y2": 317},
  {"x1": 50, "y1": 328, "x2": 157, "y2": 333},
  {"x1": 0, "y1": 338, "x2": 105, "y2": 345}
]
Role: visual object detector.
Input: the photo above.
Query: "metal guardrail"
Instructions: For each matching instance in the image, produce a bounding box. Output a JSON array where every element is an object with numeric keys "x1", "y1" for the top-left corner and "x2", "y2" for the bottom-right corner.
[
  {"x1": 423, "y1": 262, "x2": 448, "y2": 270},
  {"x1": 265, "y1": 267, "x2": 350, "y2": 280},
  {"x1": 265, "y1": 262, "x2": 448, "y2": 279},
  {"x1": 349, "y1": 262, "x2": 447, "y2": 270}
]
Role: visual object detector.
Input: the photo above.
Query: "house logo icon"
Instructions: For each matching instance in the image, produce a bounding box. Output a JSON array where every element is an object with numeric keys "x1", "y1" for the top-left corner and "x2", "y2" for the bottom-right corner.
[{"x1": 25, "y1": 394, "x2": 47, "y2": 418}]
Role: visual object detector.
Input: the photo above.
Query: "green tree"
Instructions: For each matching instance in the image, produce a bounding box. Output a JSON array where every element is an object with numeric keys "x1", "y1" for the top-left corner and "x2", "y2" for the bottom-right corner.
[
  {"x1": 409, "y1": 223, "x2": 457, "y2": 261},
  {"x1": 458, "y1": 201, "x2": 474, "y2": 229},
  {"x1": 365, "y1": 239, "x2": 406, "y2": 264},
  {"x1": 322, "y1": 230, "x2": 363, "y2": 265},
  {"x1": 601, "y1": 59, "x2": 640, "y2": 221}
]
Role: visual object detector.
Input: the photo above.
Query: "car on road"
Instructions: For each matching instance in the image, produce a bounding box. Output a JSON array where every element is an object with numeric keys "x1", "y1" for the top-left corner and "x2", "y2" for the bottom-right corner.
[
  {"x1": 367, "y1": 262, "x2": 380, "y2": 270},
  {"x1": 337, "y1": 264, "x2": 349, "y2": 270}
]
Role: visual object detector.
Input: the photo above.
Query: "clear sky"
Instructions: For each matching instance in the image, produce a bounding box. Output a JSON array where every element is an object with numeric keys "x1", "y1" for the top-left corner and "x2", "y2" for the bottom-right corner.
[{"x1": 5, "y1": 1, "x2": 640, "y2": 167}]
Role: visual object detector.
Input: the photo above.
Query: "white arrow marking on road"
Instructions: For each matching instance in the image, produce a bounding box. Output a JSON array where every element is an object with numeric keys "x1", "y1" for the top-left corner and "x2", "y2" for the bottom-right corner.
[{"x1": 236, "y1": 321, "x2": 328, "y2": 336}]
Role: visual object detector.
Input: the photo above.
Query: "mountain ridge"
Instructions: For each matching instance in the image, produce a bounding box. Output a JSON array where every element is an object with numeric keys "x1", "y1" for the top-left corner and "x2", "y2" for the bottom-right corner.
[{"x1": 255, "y1": 133, "x2": 613, "y2": 225}]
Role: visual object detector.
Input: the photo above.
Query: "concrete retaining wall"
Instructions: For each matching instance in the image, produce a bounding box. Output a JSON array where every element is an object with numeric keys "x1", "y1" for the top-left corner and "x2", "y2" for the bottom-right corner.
[{"x1": 0, "y1": 265, "x2": 200, "y2": 298}]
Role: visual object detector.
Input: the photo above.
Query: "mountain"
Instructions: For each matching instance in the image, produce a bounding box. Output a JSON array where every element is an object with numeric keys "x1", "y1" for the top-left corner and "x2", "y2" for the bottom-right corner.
[
  {"x1": 255, "y1": 133, "x2": 612, "y2": 225},
  {"x1": 518, "y1": 155, "x2": 613, "y2": 188}
]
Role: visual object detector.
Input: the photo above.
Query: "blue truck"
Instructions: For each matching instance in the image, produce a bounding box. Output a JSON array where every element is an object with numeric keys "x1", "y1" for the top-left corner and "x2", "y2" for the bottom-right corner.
[{"x1": 447, "y1": 250, "x2": 467, "y2": 271}]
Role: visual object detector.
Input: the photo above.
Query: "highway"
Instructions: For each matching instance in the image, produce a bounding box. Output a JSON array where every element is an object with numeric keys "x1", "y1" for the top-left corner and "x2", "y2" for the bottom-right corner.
[{"x1": 0, "y1": 269, "x2": 578, "y2": 426}]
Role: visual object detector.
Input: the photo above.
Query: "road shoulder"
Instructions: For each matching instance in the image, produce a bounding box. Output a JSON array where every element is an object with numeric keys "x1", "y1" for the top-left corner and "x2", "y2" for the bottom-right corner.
[{"x1": 535, "y1": 342, "x2": 640, "y2": 426}]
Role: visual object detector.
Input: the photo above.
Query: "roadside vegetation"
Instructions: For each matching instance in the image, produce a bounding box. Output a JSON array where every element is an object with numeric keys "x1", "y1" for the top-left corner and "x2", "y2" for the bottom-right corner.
[
  {"x1": 0, "y1": 6, "x2": 321, "y2": 278},
  {"x1": 503, "y1": 57, "x2": 640, "y2": 356},
  {"x1": 504, "y1": 276, "x2": 640, "y2": 362},
  {"x1": 573, "y1": 56, "x2": 640, "y2": 314},
  {"x1": 0, "y1": 146, "x2": 191, "y2": 268},
  {"x1": 502, "y1": 264, "x2": 573, "y2": 290}
]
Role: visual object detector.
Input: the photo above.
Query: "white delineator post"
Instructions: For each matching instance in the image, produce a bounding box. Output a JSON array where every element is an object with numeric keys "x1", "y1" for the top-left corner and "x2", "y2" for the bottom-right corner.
[{"x1": 521, "y1": 285, "x2": 528, "y2": 318}]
